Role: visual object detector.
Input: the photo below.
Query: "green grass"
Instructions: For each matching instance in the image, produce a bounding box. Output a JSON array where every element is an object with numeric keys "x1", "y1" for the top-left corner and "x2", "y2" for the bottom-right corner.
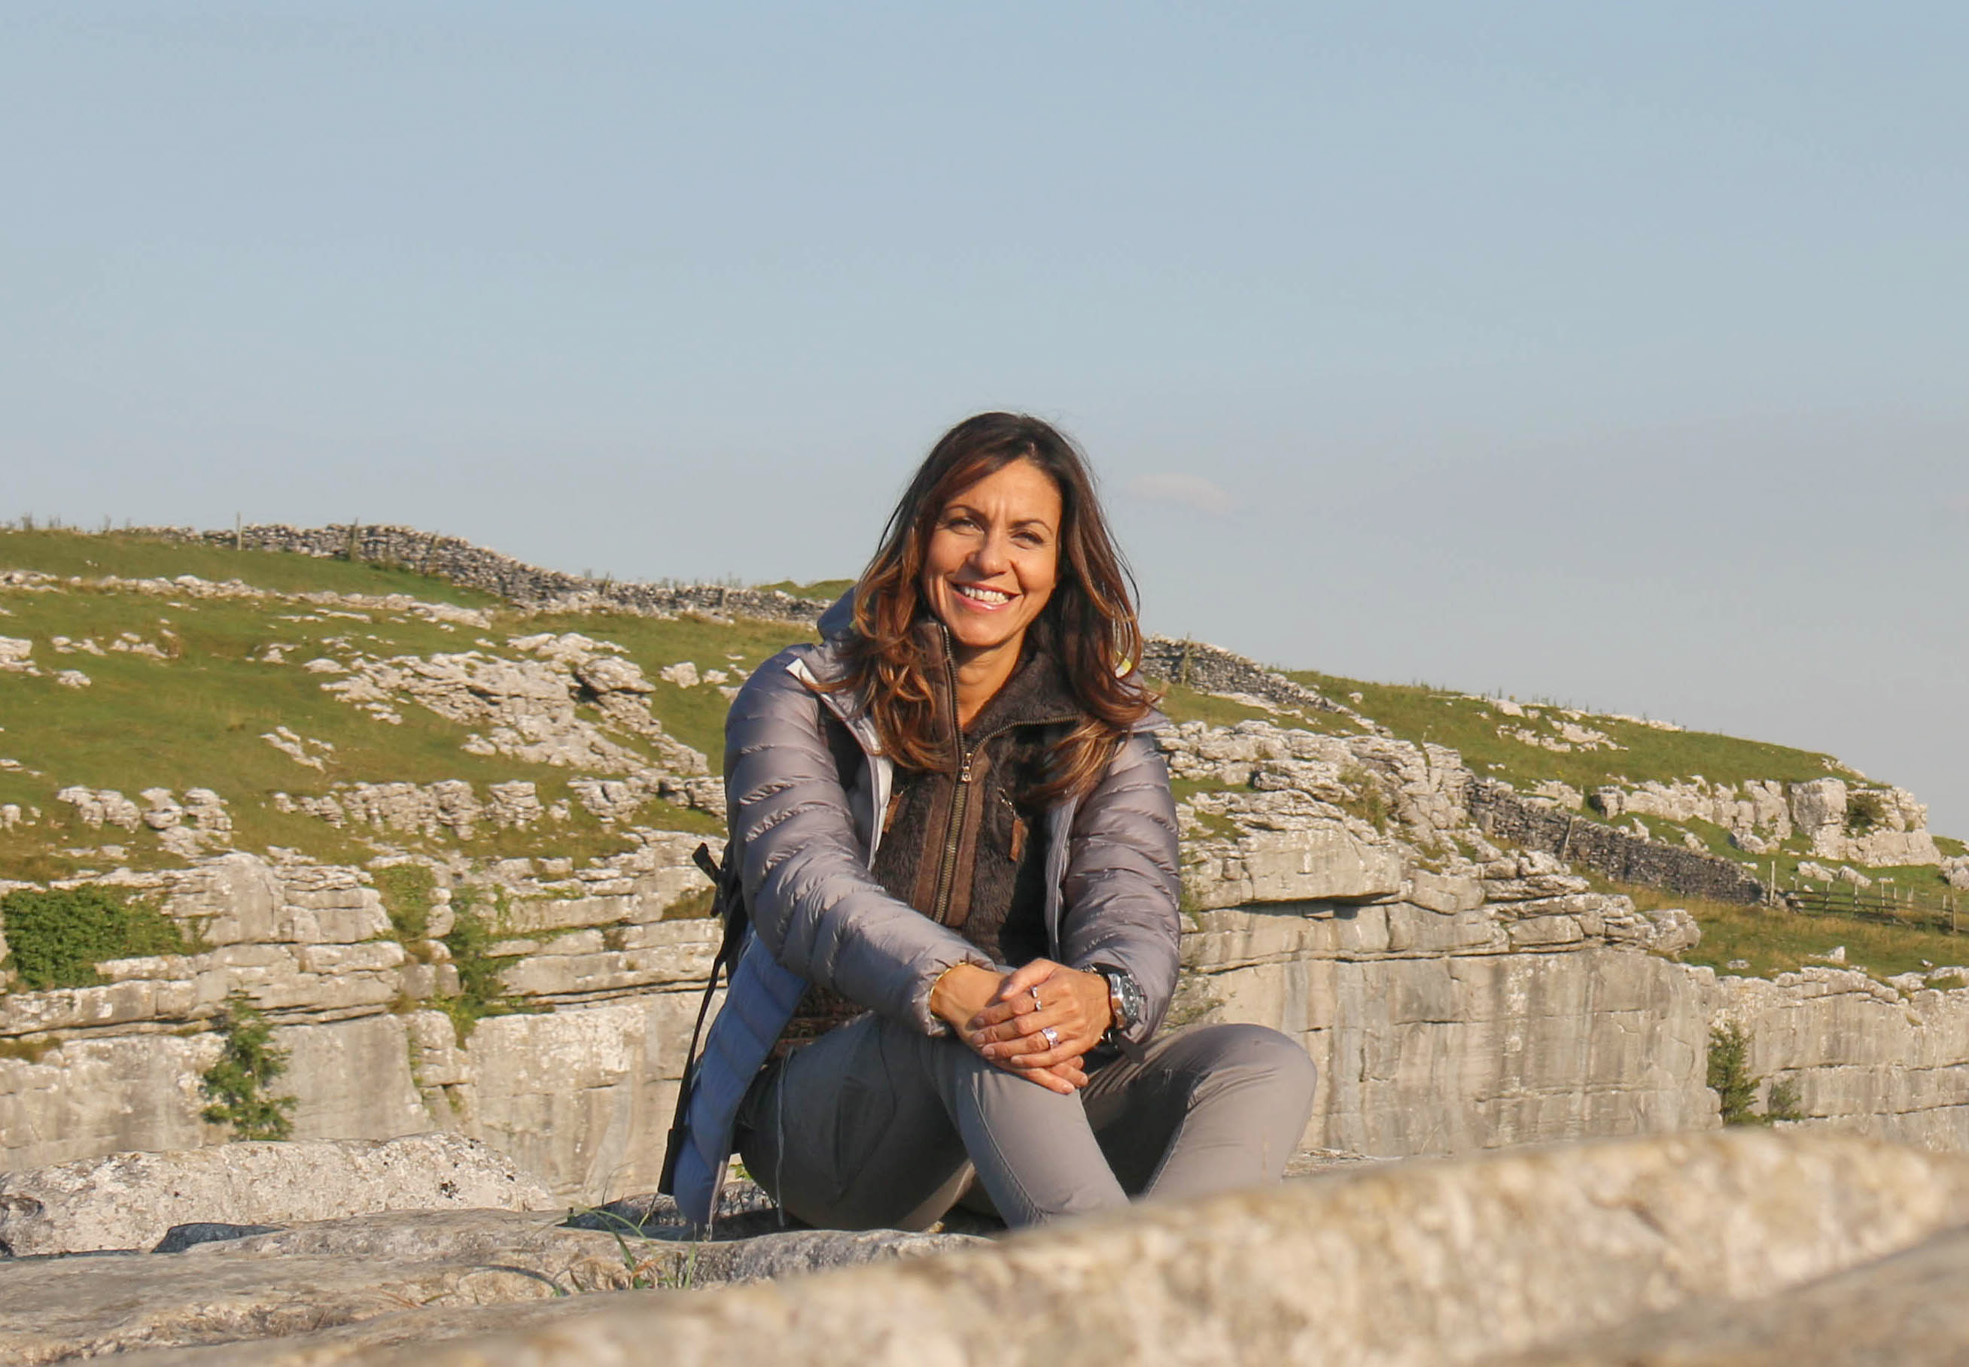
[
  {"x1": 0, "y1": 558, "x2": 801, "y2": 876},
  {"x1": 4, "y1": 526, "x2": 1956, "y2": 900},
  {"x1": 1156, "y1": 683, "x2": 1291, "y2": 731},
  {"x1": 1287, "y1": 669, "x2": 1845, "y2": 795},
  {"x1": 372, "y1": 864, "x2": 437, "y2": 942},
  {"x1": 1605, "y1": 879, "x2": 1969, "y2": 981}
]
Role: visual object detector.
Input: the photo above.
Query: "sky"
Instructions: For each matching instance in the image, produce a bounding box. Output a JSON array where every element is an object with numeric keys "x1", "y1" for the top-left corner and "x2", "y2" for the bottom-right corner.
[{"x1": 3, "y1": 3, "x2": 1965, "y2": 832}]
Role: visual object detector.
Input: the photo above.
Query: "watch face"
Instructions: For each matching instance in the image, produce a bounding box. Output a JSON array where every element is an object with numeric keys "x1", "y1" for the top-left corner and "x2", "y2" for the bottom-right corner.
[{"x1": 1105, "y1": 969, "x2": 1141, "y2": 1029}]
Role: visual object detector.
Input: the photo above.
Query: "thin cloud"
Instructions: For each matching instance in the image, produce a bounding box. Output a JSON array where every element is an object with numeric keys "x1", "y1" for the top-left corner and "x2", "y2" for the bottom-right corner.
[{"x1": 1125, "y1": 472, "x2": 1236, "y2": 517}]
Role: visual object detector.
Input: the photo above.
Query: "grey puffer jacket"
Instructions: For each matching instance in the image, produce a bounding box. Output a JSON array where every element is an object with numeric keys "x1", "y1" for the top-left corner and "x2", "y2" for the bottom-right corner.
[{"x1": 669, "y1": 597, "x2": 1182, "y2": 1226}]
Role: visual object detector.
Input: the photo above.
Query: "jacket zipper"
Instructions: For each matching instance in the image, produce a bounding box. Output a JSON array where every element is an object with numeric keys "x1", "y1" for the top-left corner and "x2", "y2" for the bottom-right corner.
[
  {"x1": 925, "y1": 625, "x2": 1081, "y2": 926},
  {"x1": 930, "y1": 626, "x2": 970, "y2": 924}
]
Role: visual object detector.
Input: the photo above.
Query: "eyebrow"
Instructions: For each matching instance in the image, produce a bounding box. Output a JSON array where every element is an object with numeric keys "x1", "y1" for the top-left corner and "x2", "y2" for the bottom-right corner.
[{"x1": 943, "y1": 502, "x2": 1056, "y2": 535}]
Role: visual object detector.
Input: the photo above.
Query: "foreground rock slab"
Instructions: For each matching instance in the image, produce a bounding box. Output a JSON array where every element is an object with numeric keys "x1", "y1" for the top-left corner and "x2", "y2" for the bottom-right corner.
[
  {"x1": 0, "y1": 1133, "x2": 557, "y2": 1256},
  {"x1": 1490, "y1": 1226, "x2": 1969, "y2": 1365},
  {"x1": 0, "y1": 1209, "x2": 977, "y2": 1365},
  {"x1": 104, "y1": 1130, "x2": 1969, "y2": 1366}
]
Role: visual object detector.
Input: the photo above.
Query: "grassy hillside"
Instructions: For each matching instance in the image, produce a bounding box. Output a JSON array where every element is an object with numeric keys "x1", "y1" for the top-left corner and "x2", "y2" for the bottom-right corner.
[
  {"x1": 0, "y1": 531, "x2": 816, "y2": 880},
  {"x1": 2, "y1": 527, "x2": 1958, "y2": 982},
  {"x1": 1289, "y1": 669, "x2": 1847, "y2": 793}
]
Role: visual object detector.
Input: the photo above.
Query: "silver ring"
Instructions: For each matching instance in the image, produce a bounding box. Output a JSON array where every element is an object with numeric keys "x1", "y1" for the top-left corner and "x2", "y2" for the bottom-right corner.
[
  {"x1": 1040, "y1": 1026, "x2": 1060, "y2": 1049},
  {"x1": 1030, "y1": 985, "x2": 1042, "y2": 1008}
]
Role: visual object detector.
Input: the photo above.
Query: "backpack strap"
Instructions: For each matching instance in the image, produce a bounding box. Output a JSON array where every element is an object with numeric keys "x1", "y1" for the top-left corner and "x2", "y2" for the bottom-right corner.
[{"x1": 658, "y1": 841, "x2": 748, "y2": 1198}]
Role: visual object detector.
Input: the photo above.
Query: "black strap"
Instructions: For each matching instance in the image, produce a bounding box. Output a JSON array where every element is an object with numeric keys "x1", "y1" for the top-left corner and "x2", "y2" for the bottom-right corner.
[{"x1": 658, "y1": 842, "x2": 748, "y2": 1196}]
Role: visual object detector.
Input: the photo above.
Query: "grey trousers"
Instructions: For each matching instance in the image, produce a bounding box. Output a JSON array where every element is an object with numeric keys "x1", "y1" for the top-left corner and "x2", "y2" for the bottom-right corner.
[{"x1": 734, "y1": 1014, "x2": 1318, "y2": 1230}]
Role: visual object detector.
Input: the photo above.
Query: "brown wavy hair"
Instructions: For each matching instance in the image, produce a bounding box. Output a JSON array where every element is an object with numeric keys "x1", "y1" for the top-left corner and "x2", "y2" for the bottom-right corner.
[{"x1": 836, "y1": 412, "x2": 1153, "y2": 805}]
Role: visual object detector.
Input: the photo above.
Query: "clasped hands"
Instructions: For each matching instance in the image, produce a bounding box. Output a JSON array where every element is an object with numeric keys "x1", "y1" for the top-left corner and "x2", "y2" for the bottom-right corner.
[{"x1": 929, "y1": 959, "x2": 1110, "y2": 1096}]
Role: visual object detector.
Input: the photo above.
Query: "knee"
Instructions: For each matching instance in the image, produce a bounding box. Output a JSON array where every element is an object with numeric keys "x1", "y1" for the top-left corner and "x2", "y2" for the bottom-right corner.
[{"x1": 1190, "y1": 1024, "x2": 1318, "y2": 1104}]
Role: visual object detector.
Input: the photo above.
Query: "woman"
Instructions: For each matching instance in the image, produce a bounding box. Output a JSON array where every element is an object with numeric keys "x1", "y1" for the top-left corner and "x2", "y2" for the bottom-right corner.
[{"x1": 668, "y1": 413, "x2": 1316, "y2": 1230}]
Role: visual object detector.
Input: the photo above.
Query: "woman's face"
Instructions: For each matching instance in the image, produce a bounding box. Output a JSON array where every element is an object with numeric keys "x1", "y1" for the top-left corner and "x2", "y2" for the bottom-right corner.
[{"x1": 918, "y1": 457, "x2": 1063, "y2": 664}]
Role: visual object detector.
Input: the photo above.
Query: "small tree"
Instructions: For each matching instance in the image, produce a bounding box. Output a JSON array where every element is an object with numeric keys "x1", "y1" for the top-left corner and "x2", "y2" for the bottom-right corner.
[
  {"x1": 1708, "y1": 1022, "x2": 1761, "y2": 1125},
  {"x1": 200, "y1": 996, "x2": 296, "y2": 1141},
  {"x1": 1709, "y1": 1021, "x2": 1802, "y2": 1126}
]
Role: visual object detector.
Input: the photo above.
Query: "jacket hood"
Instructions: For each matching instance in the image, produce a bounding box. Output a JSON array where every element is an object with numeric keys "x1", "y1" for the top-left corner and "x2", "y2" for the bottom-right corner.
[{"x1": 817, "y1": 587, "x2": 859, "y2": 640}]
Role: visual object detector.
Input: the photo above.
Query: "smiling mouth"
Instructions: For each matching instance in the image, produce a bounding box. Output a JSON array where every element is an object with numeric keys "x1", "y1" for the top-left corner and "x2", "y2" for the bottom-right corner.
[{"x1": 953, "y1": 582, "x2": 1015, "y2": 606}]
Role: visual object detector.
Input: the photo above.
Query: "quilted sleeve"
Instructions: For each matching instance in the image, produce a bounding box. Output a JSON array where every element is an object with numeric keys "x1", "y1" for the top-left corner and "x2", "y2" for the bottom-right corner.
[
  {"x1": 1057, "y1": 731, "x2": 1183, "y2": 1043},
  {"x1": 723, "y1": 653, "x2": 994, "y2": 1033}
]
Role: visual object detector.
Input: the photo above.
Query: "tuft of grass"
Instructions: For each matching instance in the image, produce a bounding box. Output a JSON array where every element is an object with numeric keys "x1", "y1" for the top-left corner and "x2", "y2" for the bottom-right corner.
[
  {"x1": 1, "y1": 885, "x2": 195, "y2": 990},
  {"x1": 661, "y1": 884, "x2": 718, "y2": 921},
  {"x1": 0, "y1": 1035, "x2": 62, "y2": 1064},
  {"x1": 1169, "y1": 777, "x2": 1251, "y2": 843},
  {"x1": 372, "y1": 863, "x2": 436, "y2": 942},
  {"x1": 1335, "y1": 766, "x2": 1392, "y2": 833}
]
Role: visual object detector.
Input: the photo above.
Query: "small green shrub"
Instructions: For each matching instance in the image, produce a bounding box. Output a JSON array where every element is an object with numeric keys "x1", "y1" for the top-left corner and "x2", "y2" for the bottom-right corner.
[
  {"x1": 1, "y1": 886, "x2": 193, "y2": 991},
  {"x1": 1337, "y1": 766, "x2": 1393, "y2": 833},
  {"x1": 372, "y1": 863, "x2": 436, "y2": 941},
  {"x1": 437, "y1": 886, "x2": 534, "y2": 1038},
  {"x1": 1845, "y1": 791, "x2": 1889, "y2": 836},
  {"x1": 1765, "y1": 1076, "x2": 1805, "y2": 1123},
  {"x1": 200, "y1": 995, "x2": 296, "y2": 1141}
]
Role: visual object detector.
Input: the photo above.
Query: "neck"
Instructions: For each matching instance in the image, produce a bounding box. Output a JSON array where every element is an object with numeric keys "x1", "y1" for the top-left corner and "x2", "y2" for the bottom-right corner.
[{"x1": 949, "y1": 635, "x2": 1024, "y2": 730}]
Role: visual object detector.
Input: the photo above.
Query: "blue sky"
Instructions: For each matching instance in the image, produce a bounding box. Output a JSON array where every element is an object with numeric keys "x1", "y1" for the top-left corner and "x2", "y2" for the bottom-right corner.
[{"x1": 4, "y1": 2, "x2": 1965, "y2": 831}]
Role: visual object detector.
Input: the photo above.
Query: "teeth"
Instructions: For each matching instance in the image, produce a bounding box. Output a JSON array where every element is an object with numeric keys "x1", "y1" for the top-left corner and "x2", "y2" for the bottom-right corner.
[{"x1": 956, "y1": 584, "x2": 1012, "y2": 604}]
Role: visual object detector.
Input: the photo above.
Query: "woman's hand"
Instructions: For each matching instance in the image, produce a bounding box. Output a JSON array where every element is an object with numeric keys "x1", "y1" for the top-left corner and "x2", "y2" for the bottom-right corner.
[
  {"x1": 929, "y1": 963, "x2": 1002, "y2": 1031},
  {"x1": 967, "y1": 959, "x2": 1111, "y2": 1078},
  {"x1": 931, "y1": 962, "x2": 1096, "y2": 1095}
]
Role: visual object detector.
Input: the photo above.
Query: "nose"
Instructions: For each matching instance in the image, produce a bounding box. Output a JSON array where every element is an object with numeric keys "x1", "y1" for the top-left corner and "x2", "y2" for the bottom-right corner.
[{"x1": 969, "y1": 527, "x2": 1012, "y2": 576}]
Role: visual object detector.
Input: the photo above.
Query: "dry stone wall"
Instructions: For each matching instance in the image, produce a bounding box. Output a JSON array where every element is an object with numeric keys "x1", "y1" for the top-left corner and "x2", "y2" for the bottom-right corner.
[
  {"x1": 132, "y1": 523, "x2": 834, "y2": 623},
  {"x1": 1137, "y1": 637, "x2": 1357, "y2": 718},
  {"x1": 1470, "y1": 778, "x2": 1772, "y2": 904}
]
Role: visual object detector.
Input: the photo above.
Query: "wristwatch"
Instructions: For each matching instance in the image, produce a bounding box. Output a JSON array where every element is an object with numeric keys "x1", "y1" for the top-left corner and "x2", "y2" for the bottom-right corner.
[{"x1": 1095, "y1": 965, "x2": 1145, "y2": 1045}]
